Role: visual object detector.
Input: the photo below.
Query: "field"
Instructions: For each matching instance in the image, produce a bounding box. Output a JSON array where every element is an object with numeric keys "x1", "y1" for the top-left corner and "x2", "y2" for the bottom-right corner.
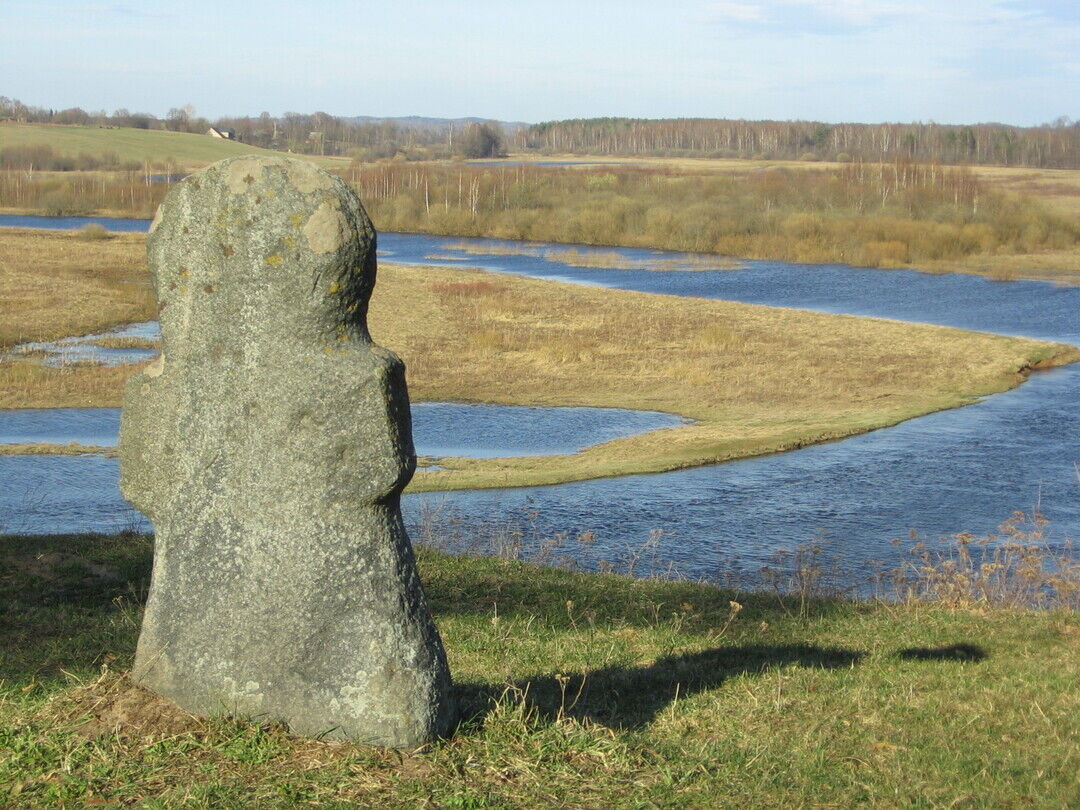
[
  {"x1": 3, "y1": 126, "x2": 1079, "y2": 282},
  {"x1": 2, "y1": 228, "x2": 1076, "y2": 492},
  {"x1": 0, "y1": 123, "x2": 349, "y2": 170},
  {"x1": 1, "y1": 530, "x2": 1078, "y2": 807}
]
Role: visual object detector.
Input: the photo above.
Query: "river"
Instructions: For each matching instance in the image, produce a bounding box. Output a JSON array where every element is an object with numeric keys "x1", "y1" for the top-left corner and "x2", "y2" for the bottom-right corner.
[{"x1": 2, "y1": 215, "x2": 1077, "y2": 588}]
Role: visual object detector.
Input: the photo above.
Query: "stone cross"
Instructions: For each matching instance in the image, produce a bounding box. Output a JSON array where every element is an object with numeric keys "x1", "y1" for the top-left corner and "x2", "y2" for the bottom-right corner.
[{"x1": 119, "y1": 156, "x2": 455, "y2": 747}]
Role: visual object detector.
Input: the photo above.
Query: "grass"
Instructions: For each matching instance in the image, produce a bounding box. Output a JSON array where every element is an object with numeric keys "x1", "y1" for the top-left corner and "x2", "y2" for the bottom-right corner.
[
  {"x1": 0, "y1": 123, "x2": 349, "y2": 170},
  {"x1": 2, "y1": 229, "x2": 1077, "y2": 488},
  {"x1": 0, "y1": 229, "x2": 155, "y2": 350},
  {"x1": 377, "y1": 264, "x2": 1077, "y2": 490},
  {"x1": 0, "y1": 443, "x2": 114, "y2": 456},
  {"x1": 0, "y1": 529, "x2": 1077, "y2": 807},
  {"x1": 0, "y1": 358, "x2": 142, "y2": 411}
]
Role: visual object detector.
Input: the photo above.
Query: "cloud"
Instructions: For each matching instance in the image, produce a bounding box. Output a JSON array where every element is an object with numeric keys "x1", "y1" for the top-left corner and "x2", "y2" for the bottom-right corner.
[
  {"x1": 708, "y1": 1, "x2": 767, "y2": 22},
  {"x1": 705, "y1": 0, "x2": 915, "y2": 32}
]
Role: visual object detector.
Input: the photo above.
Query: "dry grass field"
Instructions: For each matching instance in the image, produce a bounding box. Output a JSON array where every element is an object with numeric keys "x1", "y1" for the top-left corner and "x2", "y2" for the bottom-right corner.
[
  {"x1": 0, "y1": 228, "x2": 155, "y2": 349},
  {"x1": 2, "y1": 229, "x2": 1075, "y2": 489}
]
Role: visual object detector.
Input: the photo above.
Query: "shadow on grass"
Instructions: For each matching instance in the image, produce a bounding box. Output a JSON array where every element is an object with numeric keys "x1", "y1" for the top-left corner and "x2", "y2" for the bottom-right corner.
[
  {"x1": 457, "y1": 643, "x2": 864, "y2": 730},
  {"x1": 2, "y1": 533, "x2": 864, "y2": 685},
  {"x1": 420, "y1": 550, "x2": 864, "y2": 628},
  {"x1": 897, "y1": 643, "x2": 986, "y2": 662},
  {"x1": 0, "y1": 532, "x2": 151, "y2": 680}
]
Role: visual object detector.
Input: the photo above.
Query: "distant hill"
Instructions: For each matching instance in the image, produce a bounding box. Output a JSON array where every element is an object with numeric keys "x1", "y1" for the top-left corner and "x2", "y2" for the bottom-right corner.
[
  {"x1": 344, "y1": 116, "x2": 530, "y2": 133},
  {"x1": 0, "y1": 123, "x2": 349, "y2": 169}
]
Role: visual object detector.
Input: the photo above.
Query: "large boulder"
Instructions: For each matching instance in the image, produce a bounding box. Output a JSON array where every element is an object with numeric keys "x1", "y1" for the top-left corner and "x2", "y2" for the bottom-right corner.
[{"x1": 119, "y1": 155, "x2": 454, "y2": 747}]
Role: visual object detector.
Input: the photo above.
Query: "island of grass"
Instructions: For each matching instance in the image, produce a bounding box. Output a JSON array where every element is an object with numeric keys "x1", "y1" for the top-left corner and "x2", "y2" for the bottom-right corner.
[
  {"x1": 1, "y1": 530, "x2": 1078, "y2": 807},
  {"x1": 2, "y1": 228, "x2": 1077, "y2": 489}
]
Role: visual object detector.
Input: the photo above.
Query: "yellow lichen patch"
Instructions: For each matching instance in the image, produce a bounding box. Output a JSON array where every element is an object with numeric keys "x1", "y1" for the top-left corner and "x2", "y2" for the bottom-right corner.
[
  {"x1": 284, "y1": 160, "x2": 334, "y2": 193},
  {"x1": 303, "y1": 199, "x2": 346, "y2": 254},
  {"x1": 225, "y1": 158, "x2": 267, "y2": 193},
  {"x1": 264, "y1": 255, "x2": 284, "y2": 267}
]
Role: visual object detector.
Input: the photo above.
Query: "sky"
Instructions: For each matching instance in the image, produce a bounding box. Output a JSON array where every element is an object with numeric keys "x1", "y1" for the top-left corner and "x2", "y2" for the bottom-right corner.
[{"x1": 2, "y1": 1, "x2": 1077, "y2": 126}]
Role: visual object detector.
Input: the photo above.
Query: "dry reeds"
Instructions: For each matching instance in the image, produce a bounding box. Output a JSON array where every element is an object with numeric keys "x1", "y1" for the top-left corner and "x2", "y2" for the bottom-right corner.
[
  {"x1": 350, "y1": 162, "x2": 1079, "y2": 273},
  {"x1": 884, "y1": 512, "x2": 1080, "y2": 609}
]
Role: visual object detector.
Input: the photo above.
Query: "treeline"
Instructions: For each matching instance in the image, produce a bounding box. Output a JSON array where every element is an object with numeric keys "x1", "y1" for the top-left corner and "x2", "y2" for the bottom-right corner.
[
  {"x1": 0, "y1": 97, "x2": 206, "y2": 133},
  {"x1": 347, "y1": 162, "x2": 1077, "y2": 267},
  {"x1": 526, "y1": 118, "x2": 1080, "y2": 169},
  {"x1": 0, "y1": 97, "x2": 508, "y2": 161}
]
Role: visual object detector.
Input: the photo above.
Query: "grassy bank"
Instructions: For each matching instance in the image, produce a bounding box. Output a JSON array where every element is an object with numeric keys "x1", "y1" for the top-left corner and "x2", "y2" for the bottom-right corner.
[
  {"x1": 379, "y1": 265, "x2": 1077, "y2": 491},
  {"x1": 3, "y1": 229, "x2": 1076, "y2": 489},
  {"x1": 1, "y1": 530, "x2": 1077, "y2": 807}
]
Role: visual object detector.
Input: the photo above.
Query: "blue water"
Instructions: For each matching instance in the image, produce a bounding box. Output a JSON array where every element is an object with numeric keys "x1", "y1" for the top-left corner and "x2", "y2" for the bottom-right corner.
[
  {"x1": 0, "y1": 214, "x2": 151, "y2": 233},
  {"x1": 0, "y1": 404, "x2": 683, "y2": 458},
  {"x1": 1, "y1": 215, "x2": 1077, "y2": 585},
  {"x1": 10, "y1": 322, "x2": 160, "y2": 368}
]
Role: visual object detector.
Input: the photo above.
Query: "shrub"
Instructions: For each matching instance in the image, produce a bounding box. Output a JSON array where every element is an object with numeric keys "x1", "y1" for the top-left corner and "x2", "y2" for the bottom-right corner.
[{"x1": 76, "y1": 223, "x2": 110, "y2": 240}]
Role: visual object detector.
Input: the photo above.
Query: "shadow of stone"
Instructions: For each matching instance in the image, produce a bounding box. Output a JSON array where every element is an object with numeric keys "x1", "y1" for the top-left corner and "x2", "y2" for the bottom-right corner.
[
  {"x1": 457, "y1": 643, "x2": 864, "y2": 731},
  {"x1": 897, "y1": 643, "x2": 986, "y2": 662},
  {"x1": 421, "y1": 552, "x2": 862, "y2": 628},
  {"x1": 0, "y1": 533, "x2": 152, "y2": 679}
]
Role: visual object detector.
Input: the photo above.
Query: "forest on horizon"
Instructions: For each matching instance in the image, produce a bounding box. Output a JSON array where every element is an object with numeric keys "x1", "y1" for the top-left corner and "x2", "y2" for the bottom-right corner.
[{"x1": 2, "y1": 95, "x2": 1079, "y2": 169}]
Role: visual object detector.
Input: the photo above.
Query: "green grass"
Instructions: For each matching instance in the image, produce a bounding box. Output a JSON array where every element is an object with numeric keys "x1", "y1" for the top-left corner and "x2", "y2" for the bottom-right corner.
[
  {"x1": 0, "y1": 123, "x2": 348, "y2": 169},
  {"x1": 1, "y1": 531, "x2": 1078, "y2": 807}
]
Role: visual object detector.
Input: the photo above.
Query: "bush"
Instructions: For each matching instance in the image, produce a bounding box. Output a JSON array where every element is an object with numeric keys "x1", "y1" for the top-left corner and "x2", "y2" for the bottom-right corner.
[{"x1": 77, "y1": 223, "x2": 111, "y2": 240}]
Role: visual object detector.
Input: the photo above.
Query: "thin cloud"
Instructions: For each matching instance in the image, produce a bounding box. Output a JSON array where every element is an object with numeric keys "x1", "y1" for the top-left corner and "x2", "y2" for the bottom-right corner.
[{"x1": 708, "y1": 1, "x2": 767, "y2": 22}]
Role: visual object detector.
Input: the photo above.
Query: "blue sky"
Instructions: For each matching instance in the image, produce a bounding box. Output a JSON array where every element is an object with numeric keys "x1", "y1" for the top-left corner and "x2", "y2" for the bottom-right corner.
[{"x1": 3, "y1": 1, "x2": 1076, "y2": 125}]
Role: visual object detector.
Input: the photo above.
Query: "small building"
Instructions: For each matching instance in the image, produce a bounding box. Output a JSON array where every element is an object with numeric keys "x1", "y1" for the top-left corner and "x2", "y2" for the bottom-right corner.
[{"x1": 206, "y1": 127, "x2": 236, "y2": 140}]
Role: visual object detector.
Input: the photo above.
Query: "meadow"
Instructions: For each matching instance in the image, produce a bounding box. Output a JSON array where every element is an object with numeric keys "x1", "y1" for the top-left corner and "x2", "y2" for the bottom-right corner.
[
  {"x1": 1, "y1": 527, "x2": 1078, "y2": 807},
  {"x1": 0, "y1": 123, "x2": 348, "y2": 171},
  {"x1": 3, "y1": 228, "x2": 1076, "y2": 492}
]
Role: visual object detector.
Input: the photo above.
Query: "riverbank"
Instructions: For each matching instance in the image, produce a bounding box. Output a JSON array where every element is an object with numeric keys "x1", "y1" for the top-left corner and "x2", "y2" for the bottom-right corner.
[
  {"x1": 3, "y1": 228, "x2": 1077, "y2": 491},
  {"x1": 2, "y1": 529, "x2": 1077, "y2": 807},
  {"x1": 4, "y1": 148, "x2": 1079, "y2": 284}
]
